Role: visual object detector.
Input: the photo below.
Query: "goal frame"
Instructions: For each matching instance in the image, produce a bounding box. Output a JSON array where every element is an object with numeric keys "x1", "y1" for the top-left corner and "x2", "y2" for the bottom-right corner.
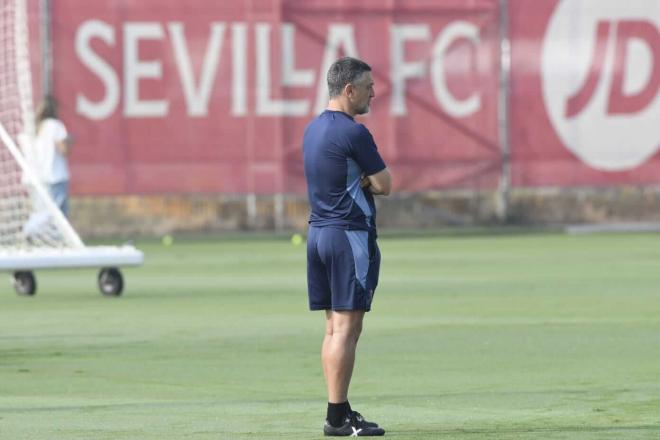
[{"x1": 0, "y1": 0, "x2": 143, "y2": 282}]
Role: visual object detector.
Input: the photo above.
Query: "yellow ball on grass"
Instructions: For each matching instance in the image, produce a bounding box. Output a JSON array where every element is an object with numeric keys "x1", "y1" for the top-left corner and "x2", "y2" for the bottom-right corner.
[
  {"x1": 162, "y1": 235, "x2": 174, "y2": 246},
  {"x1": 291, "y1": 233, "x2": 303, "y2": 246}
]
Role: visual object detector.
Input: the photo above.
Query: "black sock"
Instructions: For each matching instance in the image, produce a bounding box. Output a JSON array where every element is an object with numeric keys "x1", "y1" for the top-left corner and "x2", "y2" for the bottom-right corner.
[{"x1": 327, "y1": 401, "x2": 350, "y2": 427}]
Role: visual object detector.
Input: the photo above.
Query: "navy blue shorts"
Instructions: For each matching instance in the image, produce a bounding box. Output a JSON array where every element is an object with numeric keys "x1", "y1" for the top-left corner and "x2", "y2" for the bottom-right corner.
[{"x1": 307, "y1": 226, "x2": 381, "y2": 311}]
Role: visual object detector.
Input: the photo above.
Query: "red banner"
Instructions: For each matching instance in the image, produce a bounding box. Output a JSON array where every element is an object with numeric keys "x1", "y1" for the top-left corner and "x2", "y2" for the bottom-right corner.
[
  {"x1": 51, "y1": 0, "x2": 660, "y2": 195},
  {"x1": 52, "y1": 0, "x2": 501, "y2": 195},
  {"x1": 510, "y1": 0, "x2": 660, "y2": 186}
]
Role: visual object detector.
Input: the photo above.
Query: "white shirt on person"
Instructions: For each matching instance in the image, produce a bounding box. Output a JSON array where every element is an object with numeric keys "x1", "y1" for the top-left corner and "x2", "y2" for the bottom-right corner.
[{"x1": 34, "y1": 118, "x2": 69, "y2": 184}]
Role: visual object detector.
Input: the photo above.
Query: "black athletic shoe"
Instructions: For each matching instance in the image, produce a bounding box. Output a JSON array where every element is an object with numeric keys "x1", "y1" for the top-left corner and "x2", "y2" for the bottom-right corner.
[
  {"x1": 324, "y1": 412, "x2": 385, "y2": 436},
  {"x1": 350, "y1": 411, "x2": 379, "y2": 428}
]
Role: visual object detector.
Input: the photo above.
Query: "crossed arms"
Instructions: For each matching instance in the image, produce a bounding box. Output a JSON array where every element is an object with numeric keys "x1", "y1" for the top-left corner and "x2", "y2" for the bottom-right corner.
[{"x1": 360, "y1": 168, "x2": 392, "y2": 196}]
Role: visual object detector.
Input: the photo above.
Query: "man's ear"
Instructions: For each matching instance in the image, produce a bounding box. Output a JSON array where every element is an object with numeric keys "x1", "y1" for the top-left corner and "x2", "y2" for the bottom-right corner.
[{"x1": 344, "y1": 83, "x2": 353, "y2": 98}]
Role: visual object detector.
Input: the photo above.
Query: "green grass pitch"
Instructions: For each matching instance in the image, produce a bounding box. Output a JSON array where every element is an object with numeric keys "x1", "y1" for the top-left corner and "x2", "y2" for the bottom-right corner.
[{"x1": 1, "y1": 232, "x2": 660, "y2": 439}]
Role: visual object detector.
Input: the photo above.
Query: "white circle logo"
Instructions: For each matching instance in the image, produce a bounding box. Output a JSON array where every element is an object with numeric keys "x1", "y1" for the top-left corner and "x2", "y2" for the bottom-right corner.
[{"x1": 542, "y1": 0, "x2": 660, "y2": 171}]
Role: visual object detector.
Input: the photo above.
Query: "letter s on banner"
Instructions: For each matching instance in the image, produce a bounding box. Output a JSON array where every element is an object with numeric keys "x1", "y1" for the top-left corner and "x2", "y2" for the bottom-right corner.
[{"x1": 75, "y1": 20, "x2": 120, "y2": 120}]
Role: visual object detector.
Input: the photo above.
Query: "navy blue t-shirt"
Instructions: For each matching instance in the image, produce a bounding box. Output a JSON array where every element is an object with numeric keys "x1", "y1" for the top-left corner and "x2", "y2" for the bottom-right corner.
[{"x1": 303, "y1": 110, "x2": 386, "y2": 231}]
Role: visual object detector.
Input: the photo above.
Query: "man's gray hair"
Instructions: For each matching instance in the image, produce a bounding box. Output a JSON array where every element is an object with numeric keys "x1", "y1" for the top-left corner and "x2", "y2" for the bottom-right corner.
[{"x1": 327, "y1": 57, "x2": 372, "y2": 98}]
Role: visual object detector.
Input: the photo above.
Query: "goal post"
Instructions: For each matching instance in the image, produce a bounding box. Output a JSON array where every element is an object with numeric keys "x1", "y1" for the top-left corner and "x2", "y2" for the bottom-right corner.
[{"x1": 0, "y1": 0, "x2": 143, "y2": 295}]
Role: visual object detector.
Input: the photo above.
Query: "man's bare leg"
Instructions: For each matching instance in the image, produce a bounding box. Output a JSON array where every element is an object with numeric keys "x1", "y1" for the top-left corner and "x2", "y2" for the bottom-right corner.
[
  {"x1": 321, "y1": 309, "x2": 384, "y2": 435},
  {"x1": 322, "y1": 310, "x2": 364, "y2": 403}
]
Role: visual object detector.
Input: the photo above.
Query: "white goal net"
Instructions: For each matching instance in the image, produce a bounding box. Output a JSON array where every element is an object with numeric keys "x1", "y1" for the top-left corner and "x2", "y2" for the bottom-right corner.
[
  {"x1": 0, "y1": 0, "x2": 70, "y2": 249},
  {"x1": 0, "y1": 0, "x2": 142, "y2": 279}
]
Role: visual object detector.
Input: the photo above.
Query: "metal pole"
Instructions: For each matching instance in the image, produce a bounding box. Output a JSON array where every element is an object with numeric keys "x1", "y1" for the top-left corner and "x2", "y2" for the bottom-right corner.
[
  {"x1": 247, "y1": 193, "x2": 257, "y2": 228},
  {"x1": 40, "y1": 0, "x2": 52, "y2": 96},
  {"x1": 274, "y1": 193, "x2": 284, "y2": 231},
  {"x1": 496, "y1": 0, "x2": 511, "y2": 222}
]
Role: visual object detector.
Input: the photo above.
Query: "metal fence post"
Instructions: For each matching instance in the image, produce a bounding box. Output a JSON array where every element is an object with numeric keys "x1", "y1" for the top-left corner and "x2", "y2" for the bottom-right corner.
[
  {"x1": 40, "y1": 0, "x2": 52, "y2": 96},
  {"x1": 496, "y1": 0, "x2": 511, "y2": 222}
]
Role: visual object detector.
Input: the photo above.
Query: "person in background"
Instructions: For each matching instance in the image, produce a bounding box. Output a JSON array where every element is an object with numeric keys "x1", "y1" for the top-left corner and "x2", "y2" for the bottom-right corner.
[{"x1": 34, "y1": 95, "x2": 73, "y2": 217}]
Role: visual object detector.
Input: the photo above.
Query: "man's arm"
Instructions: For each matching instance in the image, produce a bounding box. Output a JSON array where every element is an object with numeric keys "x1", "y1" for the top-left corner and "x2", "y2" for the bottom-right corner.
[{"x1": 363, "y1": 168, "x2": 391, "y2": 196}]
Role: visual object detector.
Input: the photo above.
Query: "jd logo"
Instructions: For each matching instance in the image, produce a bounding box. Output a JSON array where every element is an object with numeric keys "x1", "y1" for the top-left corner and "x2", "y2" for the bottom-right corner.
[{"x1": 542, "y1": 0, "x2": 659, "y2": 171}]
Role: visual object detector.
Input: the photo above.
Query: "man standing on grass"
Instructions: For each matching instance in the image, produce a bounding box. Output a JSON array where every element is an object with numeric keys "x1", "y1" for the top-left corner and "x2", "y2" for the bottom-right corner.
[{"x1": 303, "y1": 57, "x2": 391, "y2": 437}]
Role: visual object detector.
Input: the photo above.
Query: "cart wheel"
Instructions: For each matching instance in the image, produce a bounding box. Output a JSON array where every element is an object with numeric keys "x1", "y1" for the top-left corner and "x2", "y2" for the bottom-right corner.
[
  {"x1": 98, "y1": 267, "x2": 123, "y2": 296},
  {"x1": 13, "y1": 271, "x2": 36, "y2": 296}
]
